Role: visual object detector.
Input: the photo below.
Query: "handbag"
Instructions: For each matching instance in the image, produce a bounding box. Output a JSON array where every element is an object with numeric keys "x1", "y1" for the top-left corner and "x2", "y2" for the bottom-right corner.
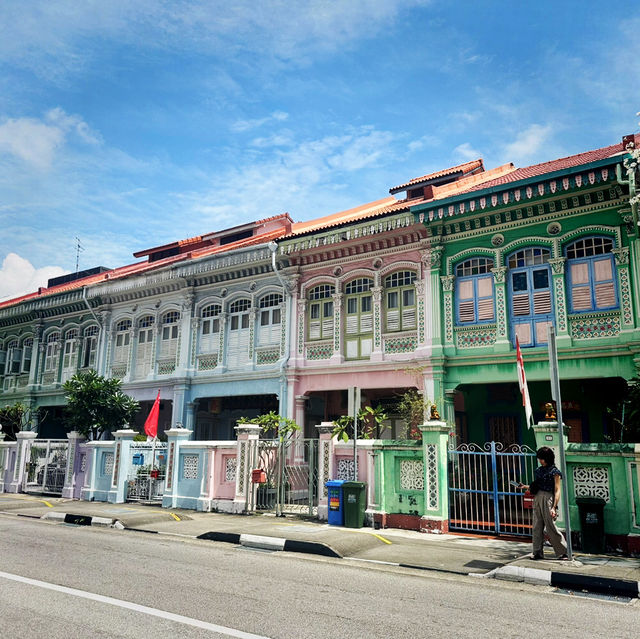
[{"x1": 523, "y1": 490, "x2": 534, "y2": 509}]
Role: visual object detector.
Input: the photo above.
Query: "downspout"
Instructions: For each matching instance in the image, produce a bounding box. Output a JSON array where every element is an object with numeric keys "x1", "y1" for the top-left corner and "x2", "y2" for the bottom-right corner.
[
  {"x1": 268, "y1": 242, "x2": 292, "y2": 418},
  {"x1": 82, "y1": 286, "x2": 103, "y2": 373},
  {"x1": 81, "y1": 286, "x2": 100, "y2": 323}
]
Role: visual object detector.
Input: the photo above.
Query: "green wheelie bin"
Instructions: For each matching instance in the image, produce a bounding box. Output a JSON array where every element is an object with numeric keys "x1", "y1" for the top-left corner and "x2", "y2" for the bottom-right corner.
[{"x1": 342, "y1": 481, "x2": 366, "y2": 528}]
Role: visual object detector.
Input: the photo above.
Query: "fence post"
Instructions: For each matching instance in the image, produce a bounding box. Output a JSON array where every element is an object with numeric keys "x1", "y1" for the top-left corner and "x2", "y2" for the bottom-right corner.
[
  {"x1": 532, "y1": 420, "x2": 569, "y2": 528},
  {"x1": 0, "y1": 433, "x2": 7, "y2": 492},
  {"x1": 315, "y1": 422, "x2": 335, "y2": 521},
  {"x1": 62, "y1": 431, "x2": 85, "y2": 499},
  {"x1": 418, "y1": 420, "x2": 450, "y2": 533},
  {"x1": 7, "y1": 431, "x2": 37, "y2": 493},
  {"x1": 233, "y1": 424, "x2": 261, "y2": 513},
  {"x1": 163, "y1": 427, "x2": 193, "y2": 509},
  {"x1": 108, "y1": 429, "x2": 136, "y2": 503}
]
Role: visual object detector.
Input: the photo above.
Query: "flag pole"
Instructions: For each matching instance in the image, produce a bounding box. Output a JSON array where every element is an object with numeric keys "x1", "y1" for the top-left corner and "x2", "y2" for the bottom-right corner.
[{"x1": 548, "y1": 325, "x2": 573, "y2": 561}]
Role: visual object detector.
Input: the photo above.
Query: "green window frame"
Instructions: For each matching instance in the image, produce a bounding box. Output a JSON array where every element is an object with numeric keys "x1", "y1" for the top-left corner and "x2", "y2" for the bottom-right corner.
[
  {"x1": 385, "y1": 271, "x2": 417, "y2": 332},
  {"x1": 344, "y1": 278, "x2": 373, "y2": 359},
  {"x1": 307, "y1": 285, "x2": 334, "y2": 341}
]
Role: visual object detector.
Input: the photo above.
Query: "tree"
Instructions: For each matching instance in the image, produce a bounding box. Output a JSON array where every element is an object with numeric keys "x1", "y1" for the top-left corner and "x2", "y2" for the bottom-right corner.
[
  {"x1": 332, "y1": 404, "x2": 387, "y2": 442},
  {"x1": 0, "y1": 402, "x2": 41, "y2": 440},
  {"x1": 238, "y1": 411, "x2": 300, "y2": 441},
  {"x1": 395, "y1": 389, "x2": 429, "y2": 440},
  {"x1": 63, "y1": 370, "x2": 140, "y2": 440}
]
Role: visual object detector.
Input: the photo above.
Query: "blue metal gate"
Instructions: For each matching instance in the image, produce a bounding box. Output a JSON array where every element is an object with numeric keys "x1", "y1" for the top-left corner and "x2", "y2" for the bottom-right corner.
[{"x1": 448, "y1": 442, "x2": 537, "y2": 537}]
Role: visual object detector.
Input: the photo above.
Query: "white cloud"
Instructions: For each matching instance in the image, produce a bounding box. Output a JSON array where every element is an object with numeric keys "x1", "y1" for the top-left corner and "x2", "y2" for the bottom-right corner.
[
  {"x1": 0, "y1": 253, "x2": 66, "y2": 301},
  {"x1": 503, "y1": 124, "x2": 553, "y2": 164},
  {"x1": 231, "y1": 111, "x2": 289, "y2": 132},
  {"x1": 0, "y1": 109, "x2": 100, "y2": 169},
  {"x1": 454, "y1": 142, "x2": 482, "y2": 161}
]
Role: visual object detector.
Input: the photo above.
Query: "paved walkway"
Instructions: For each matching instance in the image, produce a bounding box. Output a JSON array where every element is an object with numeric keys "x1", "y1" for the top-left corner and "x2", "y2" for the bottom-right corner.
[{"x1": 1, "y1": 494, "x2": 638, "y2": 597}]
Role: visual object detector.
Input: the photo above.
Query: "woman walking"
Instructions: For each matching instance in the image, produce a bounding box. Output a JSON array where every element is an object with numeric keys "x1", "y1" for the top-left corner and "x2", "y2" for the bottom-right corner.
[{"x1": 520, "y1": 446, "x2": 568, "y2": 560}]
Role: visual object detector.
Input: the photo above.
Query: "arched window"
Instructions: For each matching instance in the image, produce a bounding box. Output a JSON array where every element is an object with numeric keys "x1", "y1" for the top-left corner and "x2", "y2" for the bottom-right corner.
[
  {"x1": 159, "y1": 311, "x2": 180, "y2": 359},
  {"x1": 344, "y1": 278, "x2": 373, "y2": 359},
  {"x1": 565, "y1": 237, "x2": 617, "y2": 313},
  {"x1": 135, "y1": 316, "x2": 155, "y2": 378},
  {"x1": 113, "y1": 319, "x2": 131, "y2": 364},
  {"x1": 385, "y1": 271, "x2": 417, "y2": 331},
  {"x1": 200, "y1": 304, "x2": 221, "y2": 353},
  {"x1": 5, "y1": 339, "x2": 20, "y2": 375},
  {"x1": 507, "y1": 247, "x2": 553, "y2": 347},
  {"x1": 62, "y1": 329, "x2": 79, "y2": 381},
  {"x1": 44, "y1": 332, "x2": 60, "y2": 372},
  {"x1": 455, "y1": 258, "x2": 495, "y2": 325},
  {"x1": 308, "y1": 285, "x2": 334, "y2": 341},
  {"x1": 258, "y1": 293, "x2": 283, "y2": 345},
  {"x1": 82, "y1": 326, "x2": 99, "y2": 369},
  {"x1": 227, "y1": 299, "x2": 251, "y2": 367}
]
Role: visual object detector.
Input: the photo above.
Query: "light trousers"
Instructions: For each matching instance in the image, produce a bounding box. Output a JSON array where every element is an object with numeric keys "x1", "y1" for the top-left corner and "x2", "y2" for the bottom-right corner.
[{"x1": 532, "y1": 490, "x2": 567, "y2": 557}]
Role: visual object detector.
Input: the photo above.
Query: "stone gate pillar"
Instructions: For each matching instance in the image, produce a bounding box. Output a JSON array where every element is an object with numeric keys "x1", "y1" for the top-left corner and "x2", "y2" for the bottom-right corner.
[
  {"x1": 8, "y1": 431, "x2": 37, "y2": 493},
  {"x1": 163, "y1": 426, "x2": 193, "y2": 509},
  {"x1": 418, "y1": 419, "x2": 450, "y2": 533},
  {"x1": 315, "y1": 422, "x2": 335, "y2": 521},
  {"x1": 62, "y1": 431, "x2": 85, "y2": 499},
  {"x1": 233, "y1": 424, "x2": 261, "y2": 513},
  {"x1": 107, "y1": 429, "x2": 136, "y2": 503}
]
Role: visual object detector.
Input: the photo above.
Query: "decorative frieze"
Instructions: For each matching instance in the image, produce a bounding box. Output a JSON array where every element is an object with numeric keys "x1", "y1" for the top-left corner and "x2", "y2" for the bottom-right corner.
[
  {"x1": 256, "y1": 349, "x2": 279, "y2": 365},
  {"x1": 197, "y1": 354, "x2": 218, "y2": 371},
  {"x1": 569, "y1": 313, "x2": 621, "y2": 339},
  {"x1": 336, "y1": 458, "x2": 354, "y2": 481},
  {"x1": 425, "y1": 444, "x2": 439, "y2": 510},
  {"x1": 384, "y1": 334, "x2": 418, "y2": 354},
  {"x1": 157, "y1": 360, "x2": 176, "y2": 375},
  {"x1": 182, "y1": 454, "x2": 199, "y2": 480},
  {"x1": 306, "y1": 342, "x2": 333, "y2": 360},
  {"x1": 455, "y1": 326, "x2": 497, "y2": 348}
]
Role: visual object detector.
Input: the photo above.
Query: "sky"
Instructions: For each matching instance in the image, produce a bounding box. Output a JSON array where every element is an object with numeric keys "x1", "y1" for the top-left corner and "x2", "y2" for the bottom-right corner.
[{"x1": 1, "y1": 1, "x2": 638, "y2": 300}]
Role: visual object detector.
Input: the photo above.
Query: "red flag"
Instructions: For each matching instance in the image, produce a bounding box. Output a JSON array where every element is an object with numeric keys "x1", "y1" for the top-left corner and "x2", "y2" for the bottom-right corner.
[
  {"x1": 515, "y1": 336, "x2": 533, "y2": 429},
  {"x1": 144, "y1": 390, "x2": 160, "y2": 439}
]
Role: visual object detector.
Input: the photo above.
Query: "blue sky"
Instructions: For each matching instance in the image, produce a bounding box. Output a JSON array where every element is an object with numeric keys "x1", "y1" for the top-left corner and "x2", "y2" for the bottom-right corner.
[{"x1": 1, "y1": 1, "x2": 638, "y2": 299}]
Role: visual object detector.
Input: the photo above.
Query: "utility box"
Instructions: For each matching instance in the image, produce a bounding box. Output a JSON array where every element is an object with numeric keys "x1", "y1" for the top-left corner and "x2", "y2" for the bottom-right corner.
[
  {"x1": 576, "y1": 497, "x2": 606, "y2": 554},
  {"x1": 326, "y1": 480, "x2": 345, "y2": 526},
  {"x1": 342, "y1": 481, "x2": 366, "y2": 528}
]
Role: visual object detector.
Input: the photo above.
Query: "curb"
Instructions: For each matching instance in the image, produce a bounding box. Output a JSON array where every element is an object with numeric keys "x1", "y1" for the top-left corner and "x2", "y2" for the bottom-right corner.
[
  {"x1": 42, "y1": 512, "x2": 115, "y2": 527},
  {"x1": 493, "y1": 565, "x2": 640, "y2": 598},
  {"x1": 196, "y1": 531, "x2": 342, "y2": 558}
]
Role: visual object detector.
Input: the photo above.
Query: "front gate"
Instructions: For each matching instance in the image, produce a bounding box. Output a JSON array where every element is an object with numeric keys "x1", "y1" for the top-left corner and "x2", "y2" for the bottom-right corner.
[
  {"x1": 24, "y1": 440, "x2": 68, "y2": 495},
  {"x1": 448, "y1": 441, "x2": 537, "y2": 537},
  {"x1": 126, "y1": 442, "x2": 168, "y2": 502},
  {"x1": 250, "y1": 438, "x2": 318, "y2": 516}
]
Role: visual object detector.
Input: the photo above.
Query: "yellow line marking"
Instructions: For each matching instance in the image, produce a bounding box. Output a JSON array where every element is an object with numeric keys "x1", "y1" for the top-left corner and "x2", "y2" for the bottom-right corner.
[
  {"x1": 41, "y1": 501, "x2": 54, "y2": 508},
  {"x1": 169, "y1": 513, "x2": 181, "y2": 521},
  {"x1": 369, "y1": 533, "x2": 392, "y2": 544}
]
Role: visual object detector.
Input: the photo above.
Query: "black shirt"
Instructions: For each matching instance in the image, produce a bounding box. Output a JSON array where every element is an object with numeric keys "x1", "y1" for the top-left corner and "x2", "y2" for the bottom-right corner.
[{"x1": 534, "y1": 464, "x2": 561, "y2": 493}]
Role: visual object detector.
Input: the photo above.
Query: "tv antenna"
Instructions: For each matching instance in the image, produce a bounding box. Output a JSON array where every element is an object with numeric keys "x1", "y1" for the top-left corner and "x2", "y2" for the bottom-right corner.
[{"x1": 75, "y1": 237, "x2": 85, "y2": 273}]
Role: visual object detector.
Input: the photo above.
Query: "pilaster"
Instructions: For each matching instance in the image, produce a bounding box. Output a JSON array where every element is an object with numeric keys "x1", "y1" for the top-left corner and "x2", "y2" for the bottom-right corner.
[
  {"x1": 233, "y1": 424, "x2": 261, "y2": 513},
  {"x1": 315, "y1": 422, "x2": 335, "y2": 521},
  {"x1": 7, "y1": 431, "x2": 37, "y2": 493},
  {"x1": 62, "y1": 431, "x2": 85, "y2": 499},
  {"x1": 491, "y1": 266, "x2": 510, "y2": 351}
]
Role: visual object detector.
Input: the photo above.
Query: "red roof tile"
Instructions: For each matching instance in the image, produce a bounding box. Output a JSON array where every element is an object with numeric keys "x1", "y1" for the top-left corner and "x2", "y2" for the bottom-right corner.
[{"x1": 389, "y1": 159, "x2": 484, "y2": 193}]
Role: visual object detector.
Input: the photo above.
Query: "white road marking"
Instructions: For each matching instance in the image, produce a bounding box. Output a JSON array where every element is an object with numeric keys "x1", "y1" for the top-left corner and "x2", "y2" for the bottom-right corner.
[{"x1": 0, "y1": 570, "x2": 271, "y2": 639}]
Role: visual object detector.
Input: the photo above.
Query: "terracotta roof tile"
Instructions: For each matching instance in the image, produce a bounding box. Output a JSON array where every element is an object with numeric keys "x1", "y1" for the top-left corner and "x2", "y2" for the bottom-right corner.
[
  {"x1": 457, "y1": 137, "x2": 638, "y2": 196},
  {"x1": 389, "y1": 159, "x2": 484, "y2": 193}
]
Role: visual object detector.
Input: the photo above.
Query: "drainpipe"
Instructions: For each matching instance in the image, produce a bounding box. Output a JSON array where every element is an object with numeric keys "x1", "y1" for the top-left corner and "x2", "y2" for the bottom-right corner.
[
  {"x1": 81, "y1": 286, "x2": 100, "y2": 324},
  {"x1": 268, "y1": 241, "x2": 292, "y2": 418}
]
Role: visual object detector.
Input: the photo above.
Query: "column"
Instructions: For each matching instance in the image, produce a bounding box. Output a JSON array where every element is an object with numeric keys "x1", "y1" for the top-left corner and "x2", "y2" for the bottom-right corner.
[
  {"x1": 177, "y1": 293, "x2": 194, "y2": 374},
  {"x1": 107, "y1": 429, "x2": 136, "y2": 503},
  {"x1": 549, "y1": 258, "x2": 571, "y2": 347},
  {"x1": 418, "y1": 419, "x2": 450, "y2": 533},
  {"x1": 172, "y1": 384, "x2": 188, "y2": 435},
  {"x1": 532, "y1": 420, "x2": 569, "y2": 529},
  {"x1": 162, "y1": 427, "x2": 193, "y2": 509},
  {"x1": 315, "y1": 422, "x2": 335, "y2": 521},
  {"x1": 613, "y1": 247, "x2": 635, "y2": 331},
  {"x1": 7, "y1": 431, "x2": 37, "y2": 493},
  {"x1": 329, "y1": 292, "x2": 343, "y2": 364},
  {"x1": 294, "y1": 298, "x2": 306, "y2": 365},
  {"x1": 27, "y1": 323, "x2": 42, "y2": 389},
  {"x1": 218, "y1": 312, "x2": 228, "y2": 371},
  {"x1": 491, "y1": 266, "x2": 510, "y2": 351},
  {"x1": 294, "y1": 396, "x2": 307, "y2": 461},
  {"x1": 62, "y1": 430, "x2": 85, "y2": 499},
  {"x1": 232, "y1": 424, "x2": 261, "y2": 513},
  {"x1": 371, "y1": 286, "x2": 383, "y2": 361},
  {"x1": 96, "y1": 310, "x2": 111, "y2": 376},
  {"x1": 428, "y1": 246, "x2": 444, "y2": 358},
  {"x1": 185, "y1": 401, "x2": 197, "y2": 433}
]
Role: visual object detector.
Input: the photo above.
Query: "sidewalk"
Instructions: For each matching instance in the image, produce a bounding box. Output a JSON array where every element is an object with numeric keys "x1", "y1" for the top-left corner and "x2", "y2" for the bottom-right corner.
[{"x1": 1, "y1": 493, "x2": 638, "y2": 598}]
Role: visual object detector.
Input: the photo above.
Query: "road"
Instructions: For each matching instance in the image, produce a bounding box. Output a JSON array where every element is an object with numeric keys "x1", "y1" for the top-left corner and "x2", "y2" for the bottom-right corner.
[{"x1": 0, "y1": 515, "x2": 637, "y2": 638}]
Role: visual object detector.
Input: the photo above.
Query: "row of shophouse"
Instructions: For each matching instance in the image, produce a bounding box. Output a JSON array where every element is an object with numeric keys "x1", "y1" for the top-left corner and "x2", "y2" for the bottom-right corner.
[{"x1": 1, "y1": 134, "x2": 640, "y2": 548}]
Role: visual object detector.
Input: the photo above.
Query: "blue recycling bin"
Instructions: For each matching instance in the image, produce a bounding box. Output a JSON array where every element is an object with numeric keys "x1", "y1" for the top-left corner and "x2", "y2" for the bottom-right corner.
[{"x1": 326, "y1": 480, "x2": 345, "y2": 526}]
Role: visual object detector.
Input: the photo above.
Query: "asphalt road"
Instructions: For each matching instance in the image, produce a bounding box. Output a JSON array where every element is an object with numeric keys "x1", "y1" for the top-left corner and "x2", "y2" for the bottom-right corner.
[{"x1": 0, "y1": 515, "x2": 637, "y2": 639}]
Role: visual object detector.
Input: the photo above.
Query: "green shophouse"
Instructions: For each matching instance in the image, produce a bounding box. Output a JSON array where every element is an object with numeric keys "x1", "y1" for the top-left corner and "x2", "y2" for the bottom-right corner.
[{"x1": 411, "y1": 135, "x2": 640, "y2": 447}]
